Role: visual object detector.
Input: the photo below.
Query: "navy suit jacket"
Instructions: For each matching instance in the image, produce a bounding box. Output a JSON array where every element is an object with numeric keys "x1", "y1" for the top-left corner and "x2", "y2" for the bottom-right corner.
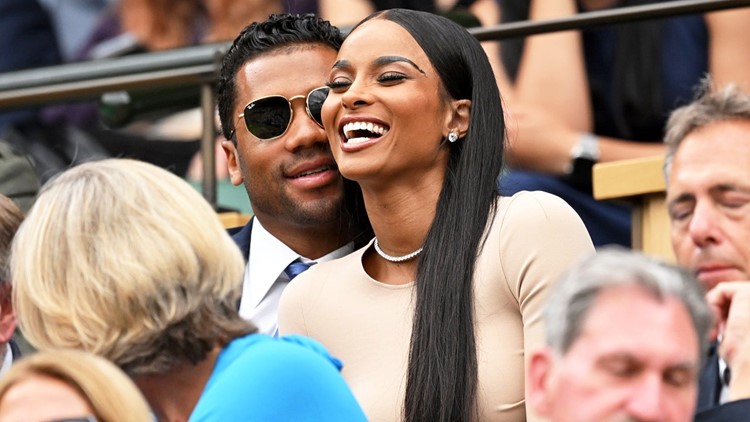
[
  {"x1": 8, "y1": 339, "x2": 21, "y2": 361},
  {"x1": 228, "y1": 218, "x2": 253, "y2": 262},
  {"x1": 694, "y1": 343, "x2": 750, "y2": 421},
  {"x1": 228, "y1": 219, "x2": 252, "y2": 311}
]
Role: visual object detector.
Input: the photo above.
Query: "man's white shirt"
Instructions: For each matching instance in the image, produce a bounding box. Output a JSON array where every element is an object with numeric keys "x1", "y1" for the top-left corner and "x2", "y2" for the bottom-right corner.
[
  {"x1": 238, "y1": 218, "x2": 353, "y2": 335},
  {"x1": 0, "y1": 343, "x2": 12, "y2": 378}
]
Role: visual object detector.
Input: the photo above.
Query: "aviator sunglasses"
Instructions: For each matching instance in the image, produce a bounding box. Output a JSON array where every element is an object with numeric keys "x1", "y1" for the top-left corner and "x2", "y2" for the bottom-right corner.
[{"x1": 230, "y1": 86, "x2": 330, "y2": 141}]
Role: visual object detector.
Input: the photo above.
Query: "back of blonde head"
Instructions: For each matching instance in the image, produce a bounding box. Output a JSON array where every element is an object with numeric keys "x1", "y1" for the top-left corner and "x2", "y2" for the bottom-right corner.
[
  {"x1": 0, "y1": 349, "x2": 152, "y2": 422},
  {"x1": 11, "y1": 159, "x2": 251, "y2": 375}
]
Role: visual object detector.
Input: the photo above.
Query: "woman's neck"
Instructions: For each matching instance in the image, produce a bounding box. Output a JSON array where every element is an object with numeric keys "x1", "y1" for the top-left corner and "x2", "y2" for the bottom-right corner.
[
  {"x1": 359, "y1": 177, "x2": 442, "y2": 284},
  {"x1": 363, "y1": 183, "x2": 439, "y2": 250},
  {"x1": 133, "y1": 347, "x2": 221, "y2": 422}
]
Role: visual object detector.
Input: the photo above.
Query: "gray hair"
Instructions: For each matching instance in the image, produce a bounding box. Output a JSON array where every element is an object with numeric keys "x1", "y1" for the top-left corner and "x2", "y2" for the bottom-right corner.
[
  {"x1": 545, "y1": 248, "x2": 712, "y2": 365},
  {"x1": 664, "y1": 79, "x2": 750, "y2": 180}
]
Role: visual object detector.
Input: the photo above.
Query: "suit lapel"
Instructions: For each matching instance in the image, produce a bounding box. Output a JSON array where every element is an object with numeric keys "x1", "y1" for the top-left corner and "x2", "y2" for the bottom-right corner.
[{"x1": 697, "y1": 342, "x2": 722, "y2": 412}]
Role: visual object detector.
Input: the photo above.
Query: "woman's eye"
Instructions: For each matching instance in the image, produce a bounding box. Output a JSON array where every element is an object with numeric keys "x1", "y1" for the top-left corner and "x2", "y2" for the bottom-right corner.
[
  {"x1": 378, "y1": 72, "x2": 406, "y2": 84},
  {"x1": 327, "y1": 78, "x2": 351, "y2": 91}
]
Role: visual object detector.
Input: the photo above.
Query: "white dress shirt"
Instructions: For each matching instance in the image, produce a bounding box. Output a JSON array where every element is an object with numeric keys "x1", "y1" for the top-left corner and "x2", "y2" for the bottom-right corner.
[
  {"x1": 238, "y1": 219, "x2": 353, "y2": 335},
  {"x1": 0, "y1": 343, "x2": 12, "y2": 378},
  {"x1": 719, "y1": 356, "x2": 730, "y2": 404}
]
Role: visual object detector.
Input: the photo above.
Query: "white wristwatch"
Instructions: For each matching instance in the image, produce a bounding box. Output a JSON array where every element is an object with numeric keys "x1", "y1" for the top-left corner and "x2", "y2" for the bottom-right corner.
[{"x1": 565, "y1": 133, "x2": 600, "y2": 175}]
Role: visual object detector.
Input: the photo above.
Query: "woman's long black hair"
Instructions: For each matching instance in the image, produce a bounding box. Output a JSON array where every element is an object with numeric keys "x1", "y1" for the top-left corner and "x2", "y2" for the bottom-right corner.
[{"x1": 355, "y1": 9, "x2": 505, "y2": 421}]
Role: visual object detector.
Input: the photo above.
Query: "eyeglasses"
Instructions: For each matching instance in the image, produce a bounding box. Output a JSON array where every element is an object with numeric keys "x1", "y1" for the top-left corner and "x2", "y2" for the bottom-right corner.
[{"x1": 230, "y1": 86, "x2": 330, "y2": 141}]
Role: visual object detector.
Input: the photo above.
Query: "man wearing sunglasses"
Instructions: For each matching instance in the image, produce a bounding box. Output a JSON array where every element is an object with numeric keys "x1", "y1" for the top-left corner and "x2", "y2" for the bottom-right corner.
[{"x1": 216, "y1": 14, "x2": 371, "y2": 336}]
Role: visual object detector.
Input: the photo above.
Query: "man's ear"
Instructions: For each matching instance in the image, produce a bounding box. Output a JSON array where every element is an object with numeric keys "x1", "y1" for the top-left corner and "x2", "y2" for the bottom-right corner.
[
  {"x1": 443, "y1": 99, "x2": 472, "y2": 139},
  {"x1": 0, "y1": 284, "x2": 16, "y2": 345},
  {"x1": 527, "y1": 348, "x2": 556, "y2": 418},
  {"x1": 221, "y1": 140, "x2": 244, "y2": 187}
]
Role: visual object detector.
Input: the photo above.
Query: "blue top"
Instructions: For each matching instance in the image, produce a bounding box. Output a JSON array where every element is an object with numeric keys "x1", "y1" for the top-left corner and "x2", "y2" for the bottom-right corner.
[{"x1": 189, "y1": 334, "x2": 367, "y2": 421}]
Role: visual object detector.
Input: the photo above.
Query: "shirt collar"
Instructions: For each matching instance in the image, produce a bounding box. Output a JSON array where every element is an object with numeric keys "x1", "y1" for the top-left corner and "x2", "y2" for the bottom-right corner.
[
  {"x1": 245, "y1": 219, "x2": 354, "y2": 308},
  {"x1": 0, "y1": 343, "x2": 12, "y2": 378},
  {"x1": 245, "y1": 219, "x2": 300, "y2": 309}
]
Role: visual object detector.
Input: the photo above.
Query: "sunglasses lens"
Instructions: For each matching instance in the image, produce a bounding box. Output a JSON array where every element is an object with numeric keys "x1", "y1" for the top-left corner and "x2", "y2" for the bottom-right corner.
[
  {"x1": 307, "y1": 87, "x2": 330, "y2": 127},
  {"x1": 244, "y1": 96, "x2": 291, "y2": 140}
]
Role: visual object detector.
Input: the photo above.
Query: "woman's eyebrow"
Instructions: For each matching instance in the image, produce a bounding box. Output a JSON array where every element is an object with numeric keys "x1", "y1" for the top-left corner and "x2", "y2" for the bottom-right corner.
[
  {"x1": 374, "y1": 55, "x2": 426, "y2": 75},
  {"x1": 332, "y1": 59, "x2": 351, "y2": 70},
  {"x1": 331, "y1": 56, "x2": 427, "y2": 76}
]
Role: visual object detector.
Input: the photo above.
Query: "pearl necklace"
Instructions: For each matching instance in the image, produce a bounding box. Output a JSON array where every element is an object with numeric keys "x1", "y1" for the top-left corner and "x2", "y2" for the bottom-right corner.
[{"x1": 373, "y1": 238, "x2": 423, "y2": 263}]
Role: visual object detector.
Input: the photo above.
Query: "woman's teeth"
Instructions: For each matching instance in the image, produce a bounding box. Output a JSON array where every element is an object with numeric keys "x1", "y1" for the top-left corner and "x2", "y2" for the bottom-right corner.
[{"x1": 343, "y1": 121, "x2": 389, "y2": 143}]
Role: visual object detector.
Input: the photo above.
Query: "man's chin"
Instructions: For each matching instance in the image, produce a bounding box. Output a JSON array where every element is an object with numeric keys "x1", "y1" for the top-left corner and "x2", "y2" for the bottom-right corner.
[
  {"x1": 290, "y1": 197, "x2": 345, "y2": 225},
  {"x1": 696, "y1": 268, "x2": 748, "y2": 291}
]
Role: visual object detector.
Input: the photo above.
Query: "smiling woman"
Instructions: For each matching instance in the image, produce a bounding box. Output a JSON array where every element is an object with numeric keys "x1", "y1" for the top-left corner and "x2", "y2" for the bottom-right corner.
[{"x1": 278, "y1": 8, "x2": 595, "y2": 422}]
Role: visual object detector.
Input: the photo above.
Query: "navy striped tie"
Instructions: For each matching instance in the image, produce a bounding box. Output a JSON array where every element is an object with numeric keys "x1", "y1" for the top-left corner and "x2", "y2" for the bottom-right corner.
[
  {"x1": 284, "y1": 259, "x2": 313, "y2": 280},
  {"x1": 274, "y1": 259, "x2": 314, "y2": 338}
]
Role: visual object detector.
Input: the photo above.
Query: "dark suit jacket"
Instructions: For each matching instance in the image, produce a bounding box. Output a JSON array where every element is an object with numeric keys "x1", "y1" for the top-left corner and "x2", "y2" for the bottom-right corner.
[
  {"x1": 8, "y1": 339, "x2": 21, "y2": 361},
  {"x1": 228, "y1": 218, "x2": 253, "y2": 262},
  {"x1": 227, "y1": 217, "x2": 372, "y2": 262},
  {"x1": 694, "y1": 343, "x2": 750, "y2": 421}
]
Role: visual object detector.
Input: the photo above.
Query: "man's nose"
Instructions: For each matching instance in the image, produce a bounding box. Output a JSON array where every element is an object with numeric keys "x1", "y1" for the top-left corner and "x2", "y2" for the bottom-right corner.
[
  {"x1": 624, "y1": 374, "x2": 669, "y2": 422},
  {"x1": 688, "y1": 202, "x2": 721, "y2": 248},
  {"x1": 283, "y1": 104, "x2": 328, "y2": 151}
]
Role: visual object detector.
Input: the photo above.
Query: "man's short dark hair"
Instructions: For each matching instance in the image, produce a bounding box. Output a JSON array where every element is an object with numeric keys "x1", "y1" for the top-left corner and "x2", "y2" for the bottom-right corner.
[{"x1": 216, "y1": 14, "x2": 343, "y2": 142}]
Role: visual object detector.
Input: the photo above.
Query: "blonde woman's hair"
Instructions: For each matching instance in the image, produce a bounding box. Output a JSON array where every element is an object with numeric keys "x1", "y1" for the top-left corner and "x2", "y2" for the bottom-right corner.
[
  {"x1": 0, "y1": 349, "x2": 152, "y2": 422},
  {"x1": 11, "y1": 159, "x2": 253, "y2": 375}
]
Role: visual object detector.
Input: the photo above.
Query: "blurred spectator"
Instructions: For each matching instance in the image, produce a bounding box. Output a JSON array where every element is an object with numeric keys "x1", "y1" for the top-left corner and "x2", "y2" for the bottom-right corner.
[
  {"x1": 0, "y1": 195, "x2": 23, "y2": 376},
  {"x1": 80, "y1": 0, "x2": 281, "y2": 59},
  {"x1": 498, "y1": 0, "x2": 750, "y2": 247},
  {"x1": 0, "y1": 0, "x2": 62, "y2": 132},
  {"x1": 318, "y1": 0, "x2": 514, "y2": 96},
  {"x1": 10, "y1": 159, "x2": 367, "y2": 421},
  {"x1": 0, "y1": 349, "x2": 152, "y2": 422},
  {"x1": 528, "y1": 248, "x2": 712, "y2": 422},
  {"x1": 38, "y1": 0, "x2": 284, "y2": 182},
  {"x1": 37, "y1": 0, "x2": 118, "y2": 62}
]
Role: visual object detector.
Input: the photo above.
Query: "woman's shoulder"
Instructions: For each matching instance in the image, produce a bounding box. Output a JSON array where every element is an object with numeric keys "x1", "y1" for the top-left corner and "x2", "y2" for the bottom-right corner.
[
  {"x1": 494, "y1": 190, "x2": 593, "y2": 249},
  {"x1": 490, "y1": 192, "x2": 594, "y2": 300},
  {"x1": 497, "y1": 190, "x2": 580, "y2": 219}
]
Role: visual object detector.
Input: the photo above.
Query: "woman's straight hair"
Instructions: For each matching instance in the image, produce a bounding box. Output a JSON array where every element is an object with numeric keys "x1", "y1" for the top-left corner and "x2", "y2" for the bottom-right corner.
[{"x1": 356, "y1": 9, "x2": 505, "y2": 421}]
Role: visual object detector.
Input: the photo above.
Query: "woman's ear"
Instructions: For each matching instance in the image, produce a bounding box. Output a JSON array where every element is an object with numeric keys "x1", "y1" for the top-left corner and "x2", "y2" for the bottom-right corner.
[{"x1": 444, "y1": 99, "x2": 472, "y2": 138}]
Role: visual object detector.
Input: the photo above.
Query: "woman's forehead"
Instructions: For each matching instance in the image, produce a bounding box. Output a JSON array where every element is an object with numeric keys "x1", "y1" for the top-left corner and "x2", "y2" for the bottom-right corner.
[{"x1": 340, "y1": 18, "x2": 426, "y2": 63}]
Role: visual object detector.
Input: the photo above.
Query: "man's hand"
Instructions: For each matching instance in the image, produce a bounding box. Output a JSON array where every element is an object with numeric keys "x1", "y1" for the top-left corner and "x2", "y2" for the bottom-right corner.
[{"x1": 706, "y1": 282, "x2": 750, "y2": 400}]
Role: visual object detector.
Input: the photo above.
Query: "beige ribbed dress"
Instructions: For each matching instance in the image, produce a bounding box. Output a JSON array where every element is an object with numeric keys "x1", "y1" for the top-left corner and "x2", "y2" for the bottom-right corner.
[{"x1": 279, "y1": 191, "x2": 595, "y2": 421}]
